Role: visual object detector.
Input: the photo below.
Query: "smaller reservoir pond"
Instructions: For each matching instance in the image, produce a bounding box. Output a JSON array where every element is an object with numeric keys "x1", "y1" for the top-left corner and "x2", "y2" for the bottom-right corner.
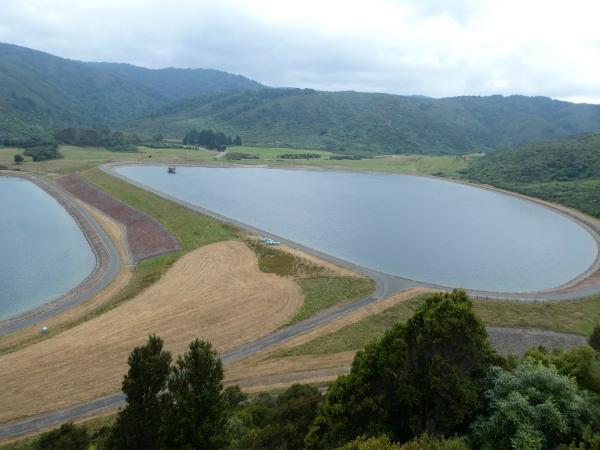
[
  {"x1": 0, "y1": 177, "x2": 96, "y2": 320},
  {"x1": 116, "y1": 166, "x2": 598, "y2": 293}
]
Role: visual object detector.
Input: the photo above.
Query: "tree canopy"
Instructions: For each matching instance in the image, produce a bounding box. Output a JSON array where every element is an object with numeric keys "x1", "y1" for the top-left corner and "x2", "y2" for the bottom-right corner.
[
  {"x1": 469, "y1": 361, "x2": 600, "y2": 450},
  {"x1": 306, "y1": 290, "x2": 499, "y2": 448},
  {"x1": 108, "y1": 334, "x2": 171, "y2": 450}
]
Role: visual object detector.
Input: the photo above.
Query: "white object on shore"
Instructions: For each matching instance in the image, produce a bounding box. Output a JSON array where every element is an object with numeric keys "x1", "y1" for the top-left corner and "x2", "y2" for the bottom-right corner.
[
  {"x1": 41, "y1": 326, "x2": 49, "y2": 334},
  {"x1": 259, "y1": 236, "x2": 280, "y2": 245}
]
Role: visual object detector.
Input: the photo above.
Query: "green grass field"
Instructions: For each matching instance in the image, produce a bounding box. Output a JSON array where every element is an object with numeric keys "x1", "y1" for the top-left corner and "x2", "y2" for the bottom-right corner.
[
  {"x1": 246, "y1": 240, "x2": 374, "y2": 325},
  {"x1": 276, "y1": 293, "x2": 600, "y2": 358},
  {"x1": 1, "y1": 144, "x2": 471, "y2": 177}
]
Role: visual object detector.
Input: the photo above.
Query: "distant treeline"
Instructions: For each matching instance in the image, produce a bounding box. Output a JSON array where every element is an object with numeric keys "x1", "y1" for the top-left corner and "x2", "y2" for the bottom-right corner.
[
  {"x1": 55, "y1": 127, "x2": 141, "y2": 152},
  {"x1": 1, "y1": 137, "x2": 55, "y2": 148},
  {"x1": 183, "y1": 129, "x2": 242, "y2": 150},
  {"x1": 279, "y1": 153, "x2": 321, "y2": 159}
]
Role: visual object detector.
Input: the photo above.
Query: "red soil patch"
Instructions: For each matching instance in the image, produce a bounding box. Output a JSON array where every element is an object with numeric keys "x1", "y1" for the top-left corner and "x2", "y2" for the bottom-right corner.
[{"x1": 58, "y1": 174, "x2": 180, "y2": 261}]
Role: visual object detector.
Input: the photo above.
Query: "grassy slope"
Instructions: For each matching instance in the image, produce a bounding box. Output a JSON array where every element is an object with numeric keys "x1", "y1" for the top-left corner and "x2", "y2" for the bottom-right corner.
[
  {"x1": 462, "y1": 133, "x2": 600, "y2": 218},
  {"x1": 246, "y1": 240, "x2": 373, "y2": 324},
  {"x1": 278, "y1": 294, "x2": 600, "y2": 358}
]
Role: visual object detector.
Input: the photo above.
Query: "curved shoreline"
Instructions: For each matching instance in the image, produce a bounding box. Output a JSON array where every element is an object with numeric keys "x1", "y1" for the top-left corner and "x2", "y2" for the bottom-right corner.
[
  {"x1": 0, "y1": 163, "x2": 597, "y2": 441},
  {"x1": 0, "y1": 171, "x2": 121, "y2": 336},
  {"x1": 102, "y1": 162, "x2": 600, "y2": 301}
]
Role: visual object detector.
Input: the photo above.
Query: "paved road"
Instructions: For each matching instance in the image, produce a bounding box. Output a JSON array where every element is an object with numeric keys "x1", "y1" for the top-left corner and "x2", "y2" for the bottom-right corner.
[
  {"x1": 2, "y1": 164, "x2": 598, "y2": 440},
  {"x1": 0, "y1": 269, "x2": 413, "y2": 441}
]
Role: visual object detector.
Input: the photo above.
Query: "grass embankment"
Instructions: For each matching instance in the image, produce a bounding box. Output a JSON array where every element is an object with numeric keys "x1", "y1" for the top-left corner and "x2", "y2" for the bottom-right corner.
[
  {"x1": 1, "y1": 165, "x2": 373, "y2": 355},
  {"x1": 86, "y1": 169, "x2": 373, "y2": 323},
  {"x1": 247, "y1": 240, "x2": 373, "y2": 324},
  {"x1": 276, "y1": 294, "x2": 600, "y2": 358},
  {"x1": 77, "y1": 167, "x2": 237, "y2": 316}
]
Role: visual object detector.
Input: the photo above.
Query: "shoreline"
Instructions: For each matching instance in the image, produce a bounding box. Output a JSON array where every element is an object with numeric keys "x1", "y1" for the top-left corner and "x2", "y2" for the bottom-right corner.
[
  {"x1": 0, "y1": 171, "x2": 121, "y2": 336},
  {"x1": 102, "y1": 161, "x2": 600, "y2": 302}
]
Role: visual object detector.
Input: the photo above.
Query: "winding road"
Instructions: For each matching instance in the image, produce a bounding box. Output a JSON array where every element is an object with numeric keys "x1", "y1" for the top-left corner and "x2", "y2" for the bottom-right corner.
[{"x1": 0, "y1": 164, "x2": 598, "y2": 441}]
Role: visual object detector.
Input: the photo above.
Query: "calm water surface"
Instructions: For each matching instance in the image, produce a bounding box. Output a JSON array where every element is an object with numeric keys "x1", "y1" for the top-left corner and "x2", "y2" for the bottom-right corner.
[
  {"x1": 117, "y1": 166, "x2": 598, "y2": 292},
  {"x1": 0, "y1": 177, "x2": 96, "y2": 319}
]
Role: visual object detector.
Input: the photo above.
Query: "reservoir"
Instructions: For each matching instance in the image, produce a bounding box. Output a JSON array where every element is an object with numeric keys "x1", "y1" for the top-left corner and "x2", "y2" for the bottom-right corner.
[
  {"x1": 0, "y1": 177, "x2": 96, "y2": 320},
  {"x1": 116, "y1": 165, "x2": 598, "y2": 293}
]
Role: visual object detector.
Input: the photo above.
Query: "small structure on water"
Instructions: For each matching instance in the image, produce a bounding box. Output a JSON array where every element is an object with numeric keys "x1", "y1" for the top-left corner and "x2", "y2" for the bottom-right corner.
[{"x1": 167, "y1": 166, "x2": 176, "y2": 174}]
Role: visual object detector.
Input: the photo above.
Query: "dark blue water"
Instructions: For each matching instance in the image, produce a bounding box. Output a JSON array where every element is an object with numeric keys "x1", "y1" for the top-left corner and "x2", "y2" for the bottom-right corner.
[
  {"x1": 117, "y1": 166, "x2": 598, "y2": 292},
  {"x1": 0, "y1": 177, "x2": 96, "y2": 319}
]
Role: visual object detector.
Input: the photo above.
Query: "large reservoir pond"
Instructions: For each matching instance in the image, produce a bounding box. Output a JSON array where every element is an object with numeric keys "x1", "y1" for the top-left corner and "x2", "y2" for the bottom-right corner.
[
  {"x1": 117, "y1": 166, "x2": 598, "y2": 293},
  {"x1": 0, "y1": 177, "x2": 96, "y2": 320}
]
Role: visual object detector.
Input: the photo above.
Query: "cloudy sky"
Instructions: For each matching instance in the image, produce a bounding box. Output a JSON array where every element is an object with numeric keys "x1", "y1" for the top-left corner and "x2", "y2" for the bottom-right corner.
[{"x1": 1, "y1": 0, "x2": 600, "y2": 103}]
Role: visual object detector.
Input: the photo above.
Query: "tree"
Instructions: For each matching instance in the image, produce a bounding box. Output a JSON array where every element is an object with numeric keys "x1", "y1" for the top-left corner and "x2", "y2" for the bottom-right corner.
[
  {"x1": 108, "y1": 334, "x2": 171, "y2": 450},
  {"x1": 224, "y1": 385, "x2": 248, "y2": 410},
  {"x1": 152, "y1": 133, "x2": 164, "y2": 142},
  {"x1": 233, "y1": 135, "x2": 242, "y2": 146},
  {"x1": 240, "y1": 384, "x2": 322, "y2": 450},
  {"x1": 590, "y1": 325, "x2": 600, "y2": 352},
  {"x1": 306, "y1": 290, "x2": 499, "y2": 449},
  {"x1": 469, "y1": 361, "x2": 600, "y2": 450},
  {"x1": 160, "y1": 339, "x2": 227, "y2": 450},
  {"x1": 14, "y1": 153, "x2": 24, "y2": 163},
  {"x1": 338, "y1": 434, "x2": 468, "y2": 450},
  {"x1": 526, "y1": 345, "x2": 600, "y2": 394},
  {"x1": 34, "y1": 422, "x2": 89, "y2": 450}
]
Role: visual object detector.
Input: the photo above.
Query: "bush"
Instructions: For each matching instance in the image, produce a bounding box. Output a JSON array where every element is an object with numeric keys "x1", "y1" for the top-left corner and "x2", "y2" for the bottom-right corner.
[
  {"x1": 224, "y1": 152, "x2": 259, "y2": 160},
  {"x1": 469, "y1": 361, "x2": 600, "y2": 450},
  {"x1": 279, "y1": 153, "x2": 321, "y2": 159},
  {"x1": 329, "y1": 154, "x2": 364, "y2": 160},
  {"x1": 23, "y1": 144, "x2": 63, "y2": 161},
  {"x1": 14, "y1": 153, "x2": 24, "y2": 163},
  {"x1": 34, "y1": 423, "x2": 89, "y2": 450}
]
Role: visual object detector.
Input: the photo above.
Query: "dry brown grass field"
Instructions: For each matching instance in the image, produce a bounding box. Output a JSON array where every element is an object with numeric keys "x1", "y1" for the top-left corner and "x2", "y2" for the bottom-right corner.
[{"x1": 0, "y1": 241, "x2": 302, "y2": 423}]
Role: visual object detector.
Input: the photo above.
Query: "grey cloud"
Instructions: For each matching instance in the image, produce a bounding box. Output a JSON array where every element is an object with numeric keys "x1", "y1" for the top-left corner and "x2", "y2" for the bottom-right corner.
[{"x1": 0, "y1": 0, "x2": 599, "y2": 103}]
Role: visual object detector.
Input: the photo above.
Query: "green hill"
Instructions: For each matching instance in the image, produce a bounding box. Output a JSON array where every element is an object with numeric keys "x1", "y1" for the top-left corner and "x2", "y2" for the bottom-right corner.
[
  {"x1": 87, "y1": 62, "x2": 265, "y2": 100},
  {"x1": 462, "y1": 133, "x2": 600, "y2": 217},
  {"x1": 0, "y1": 43, "x2": 264, "y2": 142},
  {"x1": 3, "y1": 42, "x2": 600, "y2": 155},
  {"x1": 0, "y1": 42, "x2": 164, "y2": 141},
  {"x1": 132, "y1": 89, "x2": 600, "y2": 155}
]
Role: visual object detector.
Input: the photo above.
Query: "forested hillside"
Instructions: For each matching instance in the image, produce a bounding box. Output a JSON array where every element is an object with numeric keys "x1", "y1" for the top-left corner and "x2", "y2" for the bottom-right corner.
[
  {"x1": 0, "y1": 43, "x2": 163, "y2": 141},
  {"x1": 462, "y1": 133, "x2": 600, "y2": 217},
  {"x1": 87, "y1": 62, "x2": 265, "y2": 99},
  {"x1": 133, "y1": 88, "x2": 600, "y2": 154},
  {"x1": 3, "y1": 42, "x2": 600, "y2": 155},
  {"x1": 0, "y1": 43, "x2": 263, "y2": 142}
]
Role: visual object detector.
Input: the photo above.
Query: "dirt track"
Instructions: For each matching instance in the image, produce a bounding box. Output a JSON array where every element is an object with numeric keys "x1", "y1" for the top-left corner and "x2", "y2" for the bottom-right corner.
[{"x1": 0, "y1": 241, "x2": 302, "y2": 423}]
